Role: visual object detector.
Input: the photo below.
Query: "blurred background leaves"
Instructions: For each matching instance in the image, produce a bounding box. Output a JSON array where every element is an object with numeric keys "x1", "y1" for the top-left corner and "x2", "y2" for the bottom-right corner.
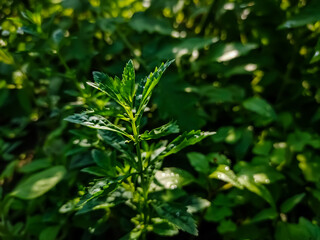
[{"x1": 1, "y1": 0, "x2": 320, "y2": 239}]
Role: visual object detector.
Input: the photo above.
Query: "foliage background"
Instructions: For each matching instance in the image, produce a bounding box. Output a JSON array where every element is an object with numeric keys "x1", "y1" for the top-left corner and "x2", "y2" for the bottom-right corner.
[{"x1": 1, "y1": 0, "x2": 320, "y2": 239}]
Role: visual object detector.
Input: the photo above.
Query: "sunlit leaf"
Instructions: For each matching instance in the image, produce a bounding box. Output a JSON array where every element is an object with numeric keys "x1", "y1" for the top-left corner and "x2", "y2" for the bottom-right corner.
[
  {"x1": 161, "y1": 130, "x2": 215, "y2": 157},
  {"x1": 140, "y1": 121, "x2": 179, "y2": 140},
  {"x1": 65, "y1": 112, "x2": 133, "y2": 139},
  {"x1": 152, "y1": 218, "x2": 179, "y2": 236},
  {"x1": 11, "y1": 166, "x2": 66, "y2": 199},
  {"x1": 153, "y1": 168, "x2": 194, "y2": 190},
  {"x1": 209, "y1": 165, "x2": 243, "y2": 189},
  {"x1": 237, "y1": 175, "x2": 275, "y2": 207}
]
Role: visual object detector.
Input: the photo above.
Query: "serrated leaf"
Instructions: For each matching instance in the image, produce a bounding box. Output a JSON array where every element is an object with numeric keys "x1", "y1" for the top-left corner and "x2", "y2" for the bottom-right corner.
[
  {"x1": 161, "y1": 130, "x2": 215, "y2": 157},
  {"x1": 280, "y1": 193, "x2": 306, "y2": 213},
  {"x1": 88, "y1": 71, "x2": 128, "y2": 108},
  {"x1": 98, "y1": 130, "x2": 135, "y2": 165},
  {"x1": 121, "y1": 59, "x2": 135, "y2": 103},
  {"x1": 11, "y1": 166, "x2": 66, "y2": 199},
  {"x1": 65, "y1": 112, "x2": 133, "y2": 140},
  {"x1": 152, "y1": 202, "x2": 198, "y2": 236},
  {"x1": 135, "y1": 60, "x2": 174, "y2": 116},
  {"x1": 209, "y1": 165, "x2": 243, "y2": 189},
  {"x1": 140, "y1": 121, "x2": 179, "y2": 140}
]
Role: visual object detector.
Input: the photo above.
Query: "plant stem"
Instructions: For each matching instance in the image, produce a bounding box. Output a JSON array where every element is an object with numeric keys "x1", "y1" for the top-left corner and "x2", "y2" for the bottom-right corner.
[{"x1": 131, "y1": 118, "x2": 149, "y2": 239}]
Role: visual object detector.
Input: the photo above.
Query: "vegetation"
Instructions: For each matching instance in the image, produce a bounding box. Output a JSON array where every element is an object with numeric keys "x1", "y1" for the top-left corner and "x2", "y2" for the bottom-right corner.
[{"x1": 1, "y1": 0, "x2": 320, "y2": 239}]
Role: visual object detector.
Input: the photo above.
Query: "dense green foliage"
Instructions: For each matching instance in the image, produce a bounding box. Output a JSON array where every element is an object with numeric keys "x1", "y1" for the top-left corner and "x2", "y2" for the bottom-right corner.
[{"x1": 1, "y1": 0, "x2": 320, "y2": 239}]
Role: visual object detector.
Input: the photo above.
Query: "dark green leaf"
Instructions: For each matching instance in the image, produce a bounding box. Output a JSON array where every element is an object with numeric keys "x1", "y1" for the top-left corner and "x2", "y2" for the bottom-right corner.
[
  {"x1": 92, "y1": 149, "x2": 116, "y2": 177},
  {"x1": 81, "y1": 166, "x2": 110, "y2": 177},
  {"x1": 187, "y1": 152, "x2": 209, "y2": 174},
  {"x1": 152, "y1": 202, "x2": 198, "y2": 236},
  {"x1": 205, "y1": 205, "x2": 232, "y2": 222},
  {"x1": 280, "y1": 193, "x2": 306, "y2": 213},
  {"x1": 279, "y1": 2, "x2": 320, "y2": 29}
]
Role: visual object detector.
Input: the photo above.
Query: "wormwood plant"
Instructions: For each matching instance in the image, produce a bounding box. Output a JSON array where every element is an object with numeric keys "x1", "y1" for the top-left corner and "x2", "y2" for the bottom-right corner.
[{"x1": 65, "y1": 60, "x2": 214, "y2": 239}]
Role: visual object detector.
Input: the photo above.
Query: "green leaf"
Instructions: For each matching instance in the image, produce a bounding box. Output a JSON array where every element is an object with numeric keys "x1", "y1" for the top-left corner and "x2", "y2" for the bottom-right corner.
[
  {"x1": 243, "y1": 97, "x2": 277, "y2": 120},
  {"x1": 209, "y1": 165, "x2": 243, "y2": 189},
  {"x1": 81, "y1": 166, "x2": 111, "y2": 177},
  {"x1": 92, "y1": 149, "x2": 116, "y2": 177},
  {"x1": 187, "y1": 152, "x2": 209, "y2": 174},
  {"x1": 0, "y1": 160, "x2": 18, "y2": 181},
  {"x1": 39, "y1": 226, "x2": 60, "y2": 240},
  {"x1": 251, "y1": 208, "x2": 278, "y2": 223},
  {"x1": 161, "y1": 130, "x2": 215, "y2": 157},
  {"x1": 280, "y1": 193, "x2": 306, "y2": 213},
  {"x1": 237, "y1": 164, "x2": 284, "y2": 184},
  {"x1": 153, "y1": 168, "x2": 194, "y2": 190},
  {"x1": 152, "y1": 202, "x2": 198, "y2": 236},
  {"x1": 98, "y1": 130, "x2": 135, "y2": 163},
  {"x1": 11, "y1": 166, "x2": 66, "y2": 199},
  {"x1": 135, "y1": 60, "x2": 174, "y2": 116},
  {"x1": 311, "y1": 39, "x2": 320, "y2": 64},
  {"x1": 88, "y1": 71, "x2": 128, "y2": 108},
  {"x1": 140, "y1": 121, "x2": 179, "y2": 140},
  {"x1": 279, "y1": 2, "x2": 320, "y2": 29},
  {"x1": 152, "y1": 218, "x2": 179, "y2": 236},
  {"x1": 19, "y1": 159, "x2": 51, "y2": 173},
  {"x1": 298, "y1": 154, "x2": 320, "y2": 182},
  {"x1": 65, "y1": 112, "x2": 132, "y2": 139},
  {"x1": 205, "y1": 205, "x2": 233, "y2": 222},
  {"x1": 129, "y1": 12, "x2": 173, "y2": 35},
  {"x1": 237, "y1": 174, "x2": 275, "y2": 207},
  {"x1": 185, "y1": 197, "x2": 210, "y2": 213},
  {"x1": 217, "y1": 219, "x2": 237, "y2": 234},
  {"x1": 121, "y1": 59, "x2": 135, "y2": 104},
  {"x1": 0, "y1": 49, "x2": 14, "y2": 65},
  {"x1": 275, "y1": 218, "x2": 320, "y2": 240},
  {"x1": 210, "y1": 42, "x2": 258, "y2": 62}
]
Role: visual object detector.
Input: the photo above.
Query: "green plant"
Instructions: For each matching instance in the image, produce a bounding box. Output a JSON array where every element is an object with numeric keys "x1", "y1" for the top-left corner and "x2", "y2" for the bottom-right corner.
[{"x1": 64, "y1": 59, "x2": 214, "y2": 239}]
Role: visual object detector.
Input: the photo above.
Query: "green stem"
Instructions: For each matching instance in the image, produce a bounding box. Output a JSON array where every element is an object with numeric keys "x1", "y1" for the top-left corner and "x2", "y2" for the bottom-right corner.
[{"x1": 131, "y1": 118, "x2": 149, "y2": 239}]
